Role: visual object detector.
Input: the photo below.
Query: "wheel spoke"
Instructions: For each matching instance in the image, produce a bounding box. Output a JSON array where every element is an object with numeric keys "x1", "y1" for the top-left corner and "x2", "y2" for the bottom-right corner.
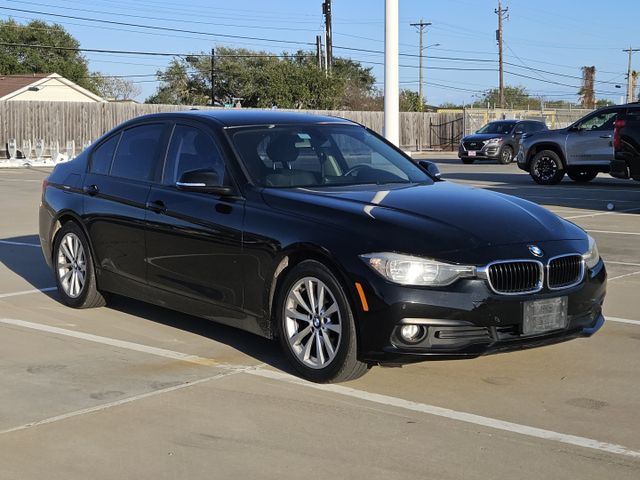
[
  {"x1": 60, "y1": 242, "x2": 74, "y2": 263},
  {"x1": 286, "y1": 308, "x2": 311, "y2": 323},
  {"x1": 76, "y1": 269, "x2": 85, "y2": 289},
  {"x1": 290, "y1": 325, "x2": 312, "y2": 346},
  {"x1": 302, "y1": 332, "x2": 315, "y2": 361},
  {"x1": 317, "y1": 284, "x2": 325, "y2": 313},
  {"x1": 324, "y1": 302, "x2": 338, "y2": 317},
  {"x1": 315, "y1": 331, "x2": 325, "y2": 365},
  {"x1": 293, "y1": 290, "x2": 312, "y2": 314},
  {"x1": 61, "y1": 269, "x2": 73, "y2": 284},
  {"x1": 306, "y1": 280, "x2": 316, "y2": 313},
  {"x1": 321, "y1": 330, "x2": 335, "y2": 359},
  {"x1": 325, "y1": 322, "x2": 340, "y2": 333}
]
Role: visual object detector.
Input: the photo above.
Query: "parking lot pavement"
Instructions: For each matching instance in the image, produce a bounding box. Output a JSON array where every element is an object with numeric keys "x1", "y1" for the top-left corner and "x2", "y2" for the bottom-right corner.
[{"x1": 1, "y1": 165, "x2": 639, "y2": 479}]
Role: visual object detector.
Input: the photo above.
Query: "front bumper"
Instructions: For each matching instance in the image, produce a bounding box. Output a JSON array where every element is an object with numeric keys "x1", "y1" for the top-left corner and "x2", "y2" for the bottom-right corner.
[
  {"x1": 458, "y1": 144, "x2": 501, "y2": 159},
  {"x1": 356, "y1": 259, "x2": 606, "y2": 365}
]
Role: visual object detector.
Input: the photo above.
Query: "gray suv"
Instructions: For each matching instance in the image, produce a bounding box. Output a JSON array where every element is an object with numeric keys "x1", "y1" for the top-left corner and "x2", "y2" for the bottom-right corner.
[{"x1": 517, "y1": 106, "x2": 622, "y2": 184}]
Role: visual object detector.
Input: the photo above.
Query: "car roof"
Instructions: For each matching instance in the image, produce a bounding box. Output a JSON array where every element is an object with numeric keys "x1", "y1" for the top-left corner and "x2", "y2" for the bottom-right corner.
[{"x1": 129, "y1": 109, "x2": 359, "y2": 128}]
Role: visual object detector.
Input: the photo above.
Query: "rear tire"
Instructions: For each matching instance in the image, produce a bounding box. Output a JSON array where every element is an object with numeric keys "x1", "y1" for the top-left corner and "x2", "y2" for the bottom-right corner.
[
  {"x1": 567, "y1": 168, "x2": 598, "y2": 183},
  {"x1": 53, "y1": 222, "x2": 106, "y2": 309},
  {"x1": 498, "y1": 146, "x2": 513, "y2": 165},
  {"x1": 530, "y1": 150, "x2": 565, "y2": 185},
  {"x1": 461, "y1": 157, "x2": 475, "y2": 164},
  {"x1": 276, "y1": 260, "x2": 369, "y2": 383}
]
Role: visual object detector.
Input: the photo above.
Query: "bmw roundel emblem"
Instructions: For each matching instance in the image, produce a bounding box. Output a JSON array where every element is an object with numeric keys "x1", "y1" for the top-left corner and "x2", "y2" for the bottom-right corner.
[{"x1": 528, "y1": 245, "x2": 544, "y2": 257}]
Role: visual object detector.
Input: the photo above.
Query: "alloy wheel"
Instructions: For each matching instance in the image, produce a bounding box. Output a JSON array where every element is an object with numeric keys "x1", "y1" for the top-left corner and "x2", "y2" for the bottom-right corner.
[
  {"x1": 534, "y1": 156, "x2": 557, "y2": 181},
  {"x1": 56, "y1": 232, "x2": 87, "y2": 298},
  {"x1": 284, "y1": 276, "x2": 342, "y2": 369}
]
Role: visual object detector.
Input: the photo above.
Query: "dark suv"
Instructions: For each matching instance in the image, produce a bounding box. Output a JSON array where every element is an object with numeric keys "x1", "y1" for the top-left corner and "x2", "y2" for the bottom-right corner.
[
  {"x1": 459, "y1": 120, "x2": 547, "y2": 165},
  {"x1": 611, "y1": 105, "x2": 640, "y2": 181}
]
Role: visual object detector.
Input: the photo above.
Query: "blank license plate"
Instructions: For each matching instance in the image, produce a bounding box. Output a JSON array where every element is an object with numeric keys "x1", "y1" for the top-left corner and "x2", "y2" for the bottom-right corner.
[
  {"x1": 468, "y1": 150, "x2": 476, "y2": 156},
  {"x1": 522, "y1": 297, "x2": 568, "y2": 335}
]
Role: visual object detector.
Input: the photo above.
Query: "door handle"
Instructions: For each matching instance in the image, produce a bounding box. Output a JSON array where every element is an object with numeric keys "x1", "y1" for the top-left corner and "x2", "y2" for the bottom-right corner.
[
  {"x1": 599, "y1": 134, "x2": 612, "y2": 139},
  {"x1": 145, "y1": 200, "x2": 166, "y2": 214},
  {"x1": 83, "y1": 184, "x2": 99, "y2": 196}
]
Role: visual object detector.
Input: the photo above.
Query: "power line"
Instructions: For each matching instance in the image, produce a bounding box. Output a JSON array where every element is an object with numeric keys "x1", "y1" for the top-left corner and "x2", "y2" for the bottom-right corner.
[{"x1": 0, "y1": 6, "x2": 316, "y2": 46}]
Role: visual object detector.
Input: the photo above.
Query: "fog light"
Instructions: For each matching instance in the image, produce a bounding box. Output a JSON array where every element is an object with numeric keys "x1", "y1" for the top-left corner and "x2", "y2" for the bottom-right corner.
[{"x1": 400, "y1": 324, "x2": 426, "y2": 344}]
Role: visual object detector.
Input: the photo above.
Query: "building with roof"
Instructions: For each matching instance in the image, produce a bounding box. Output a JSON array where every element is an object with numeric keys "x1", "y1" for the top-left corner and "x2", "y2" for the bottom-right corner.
[{"x1": 0, "y1": 73, "x2": 106, "y2": 103}]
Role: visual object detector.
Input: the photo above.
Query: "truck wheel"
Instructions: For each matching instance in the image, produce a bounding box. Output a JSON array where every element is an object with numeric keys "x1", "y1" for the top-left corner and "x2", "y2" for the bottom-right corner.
[
  {"x1": 530, "y1": 150, "x2": 565, "y2": 185},
  {"x1": 498, "y1": 146, "x2": 513, "y2": 164},
  {"x1": 567, "y1": 168, "x2": 598, "y2": 183}
]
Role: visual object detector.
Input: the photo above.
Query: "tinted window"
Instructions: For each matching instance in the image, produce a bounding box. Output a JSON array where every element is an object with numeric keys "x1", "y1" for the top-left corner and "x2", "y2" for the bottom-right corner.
[
  {"x1": 110, "y1": 124, "x2": 165, "y2": 182},
  {"x1": 163, "y1": 125, "x2": 226, "y2": 185},
  {"x1": 231, "y1": 125, "x2": 430, "y2": 188},
  {"x1": 577, "y1": 111, "x2": 618, "y2": 131},
  {"x1": 90, "y1": 134, "x2": 120, "y2": 175}
]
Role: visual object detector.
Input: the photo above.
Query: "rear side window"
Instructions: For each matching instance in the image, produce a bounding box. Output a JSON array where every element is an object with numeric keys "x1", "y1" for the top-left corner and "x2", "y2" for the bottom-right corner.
[
  {"x1": 90, "y1": 134, "x2": 120, "y2": 175},
  {"x1": 163, "y1": 125, "x2": 227, "y2": 185},
  {"x1": 110, "y1": 124, "x2": 166, "y2": 182}
]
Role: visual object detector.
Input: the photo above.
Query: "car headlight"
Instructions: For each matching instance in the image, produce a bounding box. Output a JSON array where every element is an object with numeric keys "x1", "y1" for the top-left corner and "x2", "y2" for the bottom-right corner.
[
  {"x1": 360, "y1": 252, "x2": 476, "y2": 287},
  {"x1": 582, "y1": 235, "x2": 600, "y2": 270},
  {"x1": 484, "y1": 137, "x2": 503, "y2": 145}
]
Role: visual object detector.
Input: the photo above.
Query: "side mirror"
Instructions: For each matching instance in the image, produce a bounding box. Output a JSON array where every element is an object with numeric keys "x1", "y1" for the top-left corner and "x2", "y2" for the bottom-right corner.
[
  {"x1": 418, "y1": 160, "x2": 442, "y2": 181},
  {"x1": 176, "y1": 169, "x2": 234, "y2": 195}
]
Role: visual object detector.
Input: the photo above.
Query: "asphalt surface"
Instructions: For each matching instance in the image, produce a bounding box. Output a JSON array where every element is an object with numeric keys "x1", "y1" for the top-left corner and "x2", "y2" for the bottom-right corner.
[{"x1": 0, "y1": 158, "x2": 639, "y2": 479}]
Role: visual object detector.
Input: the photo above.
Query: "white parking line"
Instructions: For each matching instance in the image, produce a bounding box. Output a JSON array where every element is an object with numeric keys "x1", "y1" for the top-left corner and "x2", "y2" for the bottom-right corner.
[
  {"x1": 605, "y1": 261, "x2": 640, "y2": 267},
  {"x1": 249, "y1": 369, "x2": 640, "y2": 459},
  {"x1": 0, "y1": 287, "x2": 56, "y2": 299},
  {"x1": 0, "y1": 240, "x2": 41, "y2": 247},
  {"x1": 565, "y1": 208, "x2": 640, "y2": 219},
  {"x1": 586, "y1": 229, "x2": 640, "y2": 237},
  {"x1": 0, "y1": 370, "x2": 243, "y2": 436},
  {"x1": 2, "y1": 317, "x2": 640, "y2": 459},
  {"x1": 0, "y1": 318, "x2": 218, "y2": 366},
  {"x1": 608, "y1": 271, "x2": 640, "y2": 282},
  {"x1": 607, "y1": 317, "x2": 640, "y2": 326}
]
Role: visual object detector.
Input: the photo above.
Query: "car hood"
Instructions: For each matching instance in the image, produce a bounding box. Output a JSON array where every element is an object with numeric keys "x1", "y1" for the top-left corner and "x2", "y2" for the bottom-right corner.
[
  {"x1": 462, "y1": 133, "x2": 507, "y2": 142},
  {"x1": 261, "y1": 182, "x2": 584, "y2": 256}
]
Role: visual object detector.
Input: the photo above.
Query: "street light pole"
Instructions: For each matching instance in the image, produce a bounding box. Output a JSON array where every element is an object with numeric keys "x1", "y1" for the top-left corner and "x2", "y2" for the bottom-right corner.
[
  {"x1": 210, "y1": 48, "x2": 215, "y2": 106},
  {"x1": 384, "y1": 0, "x2": 399, "y2": 146},
  {"x1": 410, "y1": 19, "x2": 431, "y2": 110}
]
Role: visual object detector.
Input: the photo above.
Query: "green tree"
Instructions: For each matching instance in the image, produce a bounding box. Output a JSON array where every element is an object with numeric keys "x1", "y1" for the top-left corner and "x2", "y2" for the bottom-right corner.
[
  {"x1": 146, "y1": 47, "x2": 376, "y2": 110},
  {"x1": 473, "y1": 86, "x2": 541, "y2": 109},
  {"x1": 0, "y1": 19, "x2": 97, "y2": 93},
  {"x1": 399, "y1": 89, "x2": 427, "y2": 112}
]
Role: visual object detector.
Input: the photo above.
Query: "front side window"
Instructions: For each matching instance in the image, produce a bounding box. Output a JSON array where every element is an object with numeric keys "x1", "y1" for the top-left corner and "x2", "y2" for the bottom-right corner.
[
  {"x1": 110, "y1": 123, "x2": 165, "y2": 182},
  {"x1": 89, "y1": 133, "x2": 120, "y2": 175},
  {"x1": 163, "y1": 125, "x2": 227, "y2": 185},
  {"x1": 577, "y1": 111, "x2": 618, "y2": 131},
  {"x1": 230, "y1": 125, "x2": 431, "y2": 188}
]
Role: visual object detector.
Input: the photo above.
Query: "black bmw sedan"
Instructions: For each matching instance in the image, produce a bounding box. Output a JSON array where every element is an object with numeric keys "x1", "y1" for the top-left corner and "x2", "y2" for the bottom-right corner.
[{"x1": 39, "y1": 110, "x2": 606, "y2": 382}]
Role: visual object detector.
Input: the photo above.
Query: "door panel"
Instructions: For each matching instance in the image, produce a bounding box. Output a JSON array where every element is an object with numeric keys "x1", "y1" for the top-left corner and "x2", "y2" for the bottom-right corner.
[
  {"x1": 145, "y1": 123, "x2": 245, "y2": 320},
  {"x1": 83, "y1": 174, "x2": 150, "y2": 283},
  {"x1": 145, "y1": 187, "x2": 245, "y2": 317},
  {"x1": 565, "y1": 110, "x2": 619, "y2": 165}
]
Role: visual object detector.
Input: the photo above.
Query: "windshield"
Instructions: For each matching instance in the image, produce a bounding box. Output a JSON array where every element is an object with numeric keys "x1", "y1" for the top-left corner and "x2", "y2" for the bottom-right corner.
[
  {"x1": 476, "y1": 122, "x2": 517, "y2": 135},
  {"x1": 230, "y1": 125, "x2": 432, "y2": 188}
]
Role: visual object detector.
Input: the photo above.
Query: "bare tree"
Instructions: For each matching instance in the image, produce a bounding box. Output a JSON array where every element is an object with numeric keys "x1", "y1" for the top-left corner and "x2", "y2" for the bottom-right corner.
[
  {"x1": 91, "y1": 73, "x2": 142, "y2": 101},
  {"x1": 579, "y1": 66, "x2": 596, "y2": 109}
]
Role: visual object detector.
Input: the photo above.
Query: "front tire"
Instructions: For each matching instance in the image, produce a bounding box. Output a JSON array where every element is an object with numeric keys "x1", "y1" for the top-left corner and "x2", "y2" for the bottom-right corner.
[
  {"x1": 53, "y1": 222, "x2": 106, "y2": 309},
  {"x1": 498, "y1": 146, "x2": 513, "y2": 164},
  {"x1": 530, "y1": 150, "x2": 565, "y2": 185},
  {"x1": 567, "y1": 168, "x2": 598, "y2": 183},
  {"x1": 276, "y1": 260, "x2": 369, "y2": 383}
]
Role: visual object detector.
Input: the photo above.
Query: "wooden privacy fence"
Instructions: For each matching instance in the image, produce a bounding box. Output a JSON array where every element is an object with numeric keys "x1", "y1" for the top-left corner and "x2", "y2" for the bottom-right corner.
[{"x1": 0, "y1": 101, "x2": 465, "y2": 160}]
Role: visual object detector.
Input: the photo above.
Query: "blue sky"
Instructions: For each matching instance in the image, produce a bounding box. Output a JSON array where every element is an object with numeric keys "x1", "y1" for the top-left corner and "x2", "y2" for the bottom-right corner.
[{"x1": 1, "y1": 0, "x2": 638, "y2": 105}]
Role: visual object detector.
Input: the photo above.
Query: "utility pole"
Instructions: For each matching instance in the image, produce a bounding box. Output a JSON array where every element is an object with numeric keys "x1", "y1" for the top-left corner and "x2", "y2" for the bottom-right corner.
[
  {"x1": 316, "y1": 35, "x2": 323, "y2": 70},
  {"x1": 495, "y1": 0, "x2": 508, "y2": 108},
  {"x1": 323, "y1": 0, "x2": 333, "y2": 73},
  {"x1": 210, "y1": 48, "x2": 215, "y2": 107},
  {"x1": 410, "y1": 19, "x2": 431, "y2": 110},
  {"x1": 624, "y1": 47, "x2": 640, "y2": 103},
  {"x1": 384, "y1": 0, "x2": 399, "y2": 146}
]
